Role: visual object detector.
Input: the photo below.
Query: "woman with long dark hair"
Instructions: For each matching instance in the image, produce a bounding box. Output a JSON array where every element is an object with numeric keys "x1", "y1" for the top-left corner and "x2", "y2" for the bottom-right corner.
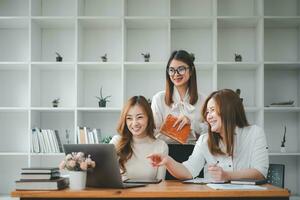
[
  {"x1": 151, "y1": 50, "x2": 207, "y2": 143},
  {"x1": 148, "y1": 89, "x2": 269, "y2": 181},
  {"x1": 110, "y1": 95, "x2": 168, "y2": 180}
]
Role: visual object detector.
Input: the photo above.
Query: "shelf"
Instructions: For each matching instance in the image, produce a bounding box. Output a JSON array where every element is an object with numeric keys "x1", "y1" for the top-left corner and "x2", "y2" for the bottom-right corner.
[
  {"x1": 0, "y1": 0, "x2": 29, "y2": 16},
  {"x1": 78, "y1": 62, "x2": 122, "y2": 70},
  {"x1": 125, "y1": 0, "x2": 169, "y2": 17},
  {"x1": 0, "y1": 152, "x2": 28, "y2": 156},
  {"x1": 30, "y1": 152, "x2": 65, "y2": 156},
  {"x1": 78, "y1": 18, "x2": 122, "y2": 62},
  {"x1": 171, "y1": 18, "x2": 213, "y2": 62},
  {"x1": 30, "y1": 107, "x2": 75, "y2": 111},
  {"x1": 264, "y1": 18, "x2": 300, "y2": 62},
  {"x1": 269, "y1": 152, "x2": 300, "y2": 156},
  {"x1": 124, "y1": 62, "x2": 165, "y2": 70},
  {"x1": 217, "y1": 0, "x2": 261, "y2": 17},
  {"x1": 217, "y1": 18, "x2": 261, "y2": 62},
  {"x1": 264, "y1": 0, "x2": 300, "y2": 16},
  {"x1": 0, "y1": 107, "x2": 28, "y2": 112},
  {"x1": 31, "y1": 18, "x2": 75, "y2": 62},
  {"x1": 78, "y1": 0, "x2": 123, "y2": 17},
  {"x1": 171, "y1": 0, "x2": 213, "y2": 17},
  {"x1": 218, "y1": 62, "x2": 260, "y2": 70},
  {"x1": 31, "y1": 0, "x2": 76, "y2": 16},
  {"x1": 125, "y1": 18, "x2": 169, "y2": 62},
  {"x1": 31, "y1": 62, "x2": 75, "y2": 70},
  {"x1": 77, "y1": 107, "x2": 121, "y2": 112},
  {"x1": 264, "y1": 107, "x2": 300, "y2": 112}
]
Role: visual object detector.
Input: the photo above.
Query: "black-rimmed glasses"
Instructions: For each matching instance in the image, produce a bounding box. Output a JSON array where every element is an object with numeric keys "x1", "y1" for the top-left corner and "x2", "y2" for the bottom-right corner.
[{"x1": 168, "y1": 65, "x2": 189, "y2": 76}]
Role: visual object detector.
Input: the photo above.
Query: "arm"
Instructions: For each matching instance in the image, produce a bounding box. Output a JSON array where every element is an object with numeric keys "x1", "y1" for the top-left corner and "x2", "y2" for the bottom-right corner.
[
  {"x1": 156, "y1": 142, "x2": 168, "y2": 180},
  {"x1": 148, "y1": 153, "x2": 193, "y2": 180}
]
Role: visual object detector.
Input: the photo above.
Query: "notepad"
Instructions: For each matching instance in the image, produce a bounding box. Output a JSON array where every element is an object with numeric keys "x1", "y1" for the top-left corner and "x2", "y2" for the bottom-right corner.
[
  {"x1": 207, "y1": 183, "x2": 267, "y2": 190},
  {"x1": 183, "y1": 178, "x2": 227, "y2": 184}
]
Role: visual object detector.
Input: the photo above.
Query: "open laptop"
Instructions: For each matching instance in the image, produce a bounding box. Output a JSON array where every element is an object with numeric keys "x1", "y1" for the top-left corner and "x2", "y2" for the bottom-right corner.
[{"x1": 63, "y1": 144, "x2": 146, "y2": 188}]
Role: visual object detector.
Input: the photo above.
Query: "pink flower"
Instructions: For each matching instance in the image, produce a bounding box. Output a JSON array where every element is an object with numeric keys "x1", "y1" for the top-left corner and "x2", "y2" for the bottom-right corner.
[
  {"x1": 59, "y1": 160, "x2": 66, "y2": 170},
  {"x1": 80, "y1": 161, "x2": 88, "y2": 171}
]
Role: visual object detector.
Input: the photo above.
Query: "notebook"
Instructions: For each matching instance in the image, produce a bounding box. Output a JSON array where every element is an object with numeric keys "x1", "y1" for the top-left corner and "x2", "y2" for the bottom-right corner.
[
  {"x1": 160, "y1": 114, "x2": 190, "y2": 144},
  {"x1": 183, "y1": 178, "x2": 227, "y2": 184},
  {"x1": 207, "y1": 183, "x2": 267, "y2": 190}
]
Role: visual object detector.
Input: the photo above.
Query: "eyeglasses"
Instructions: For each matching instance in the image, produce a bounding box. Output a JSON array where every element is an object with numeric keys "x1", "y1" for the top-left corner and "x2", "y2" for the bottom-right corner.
[{"x1": 168, "y1": 66, "x2": 189, "y2": 76}]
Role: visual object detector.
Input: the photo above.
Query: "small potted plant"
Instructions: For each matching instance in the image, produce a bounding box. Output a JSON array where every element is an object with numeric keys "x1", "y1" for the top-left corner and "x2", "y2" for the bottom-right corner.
[
  {"x1": 280, "y1": 125, "x2": 287, "y2": 153},
  {"x1": 234, "y1": 53, "x2": 242, "y2": 62},
  {"x1": 95, "y1": 86, "x2": 111, "y2": 107},
  {"x1": 52, "y1": 98, "x2": 60, "y2": 107},
  {"x1": 141, "y1": 53, "x2": 150, "y2": 62},
  {"x1": 101, "y1": 136, "x2": 113, "y2": 144},
  {"x1": 101, "y1": 53, "x2": 107, "y2": 62},
  {"x1": 59, "y1": 152, "x2": 96, "y2": 190},
  {"x1": 55, "y1": 52, "x2": 63, "y2": 62}
]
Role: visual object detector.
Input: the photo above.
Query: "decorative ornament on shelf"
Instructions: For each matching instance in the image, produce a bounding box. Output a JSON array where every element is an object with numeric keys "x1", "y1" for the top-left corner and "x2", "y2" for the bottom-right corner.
[
  {"x1": 235, "y1": 88, "x2": 243, "y2": 103},
  {"x1": 234, "y1": 53, "x2": 242, "y2": 62},
  {"x1": 59, "y1": 152, "x2": 96, "y2": 190},
  {"x1": 55, "y1": 52, "x2": 63, "y2": 62},
  {"x1": 95, "y1": 86, "x2": 111, "y2": 107},
  {"x1": 147, "y1": 98, "x2": 152, "y2": 106},
  {"x1": 101, "y1": 53, "x2": 107, "y2": 62},
  {"x1": 52, "y1": 98, "x2": 60, "y2": 107},
  {"x1": 141, "y1": 52, "x2": 150, "y2": 62},
  {"x1": 280, "y1": 125, "x2": 287, "y2": 153}
]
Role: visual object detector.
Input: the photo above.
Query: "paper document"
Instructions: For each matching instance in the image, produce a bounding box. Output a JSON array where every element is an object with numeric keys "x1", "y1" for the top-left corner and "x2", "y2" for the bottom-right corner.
[
  {"x1": 183, "y1": 178, "x2": 227, "y2": 184},
  {"x1": 207, "y1": 183, "x2": 267, "y2": 190}
]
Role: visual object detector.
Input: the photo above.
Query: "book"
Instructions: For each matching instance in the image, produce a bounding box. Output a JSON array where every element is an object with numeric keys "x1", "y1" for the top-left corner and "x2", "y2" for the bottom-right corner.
[
  {"x1": 230, "y1": 179, "x2": 267, "y2": 185},
  {"x1": 21, "y1": 171, "x2": 61, "y2": 180},
  {"x1": 183, "y1": 178, "x2": 227, "y2": 184},
  {"x1": 16, "y1": 177, "x2": 69, "y2": 190},
  {"x1": 21, "y1": 167, "x2": 59, "y2": 174},
  {"x1": 207, "y1": 183, "x2": 267, "y2": 190},
  {"x1": 160, "y1": 114, "x2": 190, "y2": 144}
]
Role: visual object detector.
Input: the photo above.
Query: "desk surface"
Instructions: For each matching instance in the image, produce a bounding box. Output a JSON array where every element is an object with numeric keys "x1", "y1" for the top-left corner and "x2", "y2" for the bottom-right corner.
[{"x1": 11, "y1": 180, "x2": 289, "y2": 199}]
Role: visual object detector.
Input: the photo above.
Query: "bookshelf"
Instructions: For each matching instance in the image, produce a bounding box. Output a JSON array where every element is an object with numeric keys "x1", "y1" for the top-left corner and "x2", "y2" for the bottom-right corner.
[{"x1": 0, "y1": 0, "x2": 299, "y2": 199}]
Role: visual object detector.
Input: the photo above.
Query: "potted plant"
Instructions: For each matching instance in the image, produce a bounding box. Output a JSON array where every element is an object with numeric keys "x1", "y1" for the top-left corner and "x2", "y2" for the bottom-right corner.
[
  {"x1": 101, "y1": 136, "x2": 113, "y2": 144},
  {"x1": 52, "y1": 98, "x2": 60, "y2": 107},
  {"x1": 141, "y1": 53, "x2": 150, "y2": 62},
  {"x1": 101, "y1": 53, "x2": 107, "y2": 62},
  {"x1": 280, "y1": 125, "x2": 287, "y2": 153},
  {"x1": 95, "y1": 86, "x2": 111, "y2": 107},
  {"x1": 59, "y1": 152, "x2": 96, "y2": 190},
  {"x1": 55, "y1": 52, "x2": 63, "y2": 62},
  {"x1": 234, "y1": 53, "x2": 242, "y2": 62}
]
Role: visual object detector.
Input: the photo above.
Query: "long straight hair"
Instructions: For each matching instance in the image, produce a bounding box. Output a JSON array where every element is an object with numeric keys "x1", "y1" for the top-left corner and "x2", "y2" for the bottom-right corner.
[
  {"x1": 116, "y1": 96, "x2": 155, "y2": 173},
  {"x1": 201, "y1": 89, "x2": 249, "y2": 156},
  {"x1": 165, "y1": 50, "x2": 198, "y2": 106}
]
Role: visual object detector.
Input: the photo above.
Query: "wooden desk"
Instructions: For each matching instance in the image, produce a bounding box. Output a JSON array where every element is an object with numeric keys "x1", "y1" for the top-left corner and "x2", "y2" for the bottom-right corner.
[{"x1": 11, "y1": 180, "x2": 290, "y2": 200}]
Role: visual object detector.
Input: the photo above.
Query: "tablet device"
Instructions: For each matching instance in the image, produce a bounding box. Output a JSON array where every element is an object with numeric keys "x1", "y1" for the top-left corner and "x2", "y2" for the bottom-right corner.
[{"x1": 124, "y1": 179, "x2": 162, "y2": 184}]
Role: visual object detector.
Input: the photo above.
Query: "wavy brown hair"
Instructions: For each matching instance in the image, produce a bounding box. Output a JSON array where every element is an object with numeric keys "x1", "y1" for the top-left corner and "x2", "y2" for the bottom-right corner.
[
  {"x1": 201, "y1": 89, "x2": 249, "y2": 156},
  {"x1": 165, "y1": 50, "x2": 198, "y2": 106},
  {"x1": 116, "y1": 95, "x2": 155, "y2": 173}
]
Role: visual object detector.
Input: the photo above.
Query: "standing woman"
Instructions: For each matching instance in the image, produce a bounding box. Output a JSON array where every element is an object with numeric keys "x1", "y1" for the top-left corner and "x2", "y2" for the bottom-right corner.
[
  {"x1": 151, "y1": 50, "x2": 206, "y2": 143},
  {"x1": 110, "y1": 96, "x2": 168, "y2": 181},
  {"x1": 148, "y1": 89, "x2": 269, "y2": 181}
]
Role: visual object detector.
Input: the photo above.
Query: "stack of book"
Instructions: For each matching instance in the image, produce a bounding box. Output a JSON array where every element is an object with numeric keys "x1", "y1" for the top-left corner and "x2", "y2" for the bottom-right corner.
[{"x1": 15, "y1": 167, "x2": 69, "y2": 190}]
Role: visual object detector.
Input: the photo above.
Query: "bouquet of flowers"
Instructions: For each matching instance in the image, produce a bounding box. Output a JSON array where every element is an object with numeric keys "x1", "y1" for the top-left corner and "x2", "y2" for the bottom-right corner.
[{"x1": 59, "y1": 152, "x2": 96, "y2": 171}]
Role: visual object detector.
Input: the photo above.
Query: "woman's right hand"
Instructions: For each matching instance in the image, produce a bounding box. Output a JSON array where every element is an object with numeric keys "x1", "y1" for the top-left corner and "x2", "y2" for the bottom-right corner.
[{"x1": 147, "y1": 153, "x2": 169, "y2": 167}]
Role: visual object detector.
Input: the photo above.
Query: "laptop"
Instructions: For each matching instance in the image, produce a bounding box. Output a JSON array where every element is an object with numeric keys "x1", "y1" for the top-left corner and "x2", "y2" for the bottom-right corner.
[{"x1": 63, "y1": 144, "x2": 146, "y2": 188}]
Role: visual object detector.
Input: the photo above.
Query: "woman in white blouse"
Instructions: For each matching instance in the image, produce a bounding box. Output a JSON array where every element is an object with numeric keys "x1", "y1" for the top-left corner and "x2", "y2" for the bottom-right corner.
[
  {"x1": 148, "y1": 89, "x2": 269, "y2": 181},
  {"x1": 110, "y1": 96, "x2": 168, "y2": 181},
  {"x1": 151, "y1": 50, "x2": 206, "y2": 143}
]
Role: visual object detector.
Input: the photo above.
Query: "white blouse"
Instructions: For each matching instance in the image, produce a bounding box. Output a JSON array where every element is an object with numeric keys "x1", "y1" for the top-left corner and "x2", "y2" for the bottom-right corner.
[
  {"x1": 183, "y1": 125, "x2": 269, "y2": 179},
  {"x1": 151, "y1": 88, "x2": 207, "y2": 143},
  {"x1": 110, "y1": 135, "x2": 169, "y2": 180}
]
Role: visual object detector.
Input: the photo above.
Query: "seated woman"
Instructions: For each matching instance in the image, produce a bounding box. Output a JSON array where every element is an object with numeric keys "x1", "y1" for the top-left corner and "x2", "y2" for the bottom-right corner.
[
  {"x1": 110, "y1": 95, "x2": 168, "y2": 181},
  {"x1": 148, "y1": 89, "x2": 269, "y2": 181}
]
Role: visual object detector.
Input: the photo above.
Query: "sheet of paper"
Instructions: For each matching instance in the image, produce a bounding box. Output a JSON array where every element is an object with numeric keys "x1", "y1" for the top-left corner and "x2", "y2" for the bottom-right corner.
[
  {"x1": 207, "y1": 183, "x2": 267, "y2": 190},
  {"x1": 183, "y1": 178, "x2": 226, "y2": 184}
]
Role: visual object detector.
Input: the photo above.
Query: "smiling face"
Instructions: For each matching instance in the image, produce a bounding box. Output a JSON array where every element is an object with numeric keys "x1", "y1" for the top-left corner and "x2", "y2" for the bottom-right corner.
[
  {"x1": 126, "y1": 104, "x2": 148, "y2": 138},
  {"x1": 206, "y1": 98, "x2": 223, "y2": 136},
  {"x1": 168, "y1": 59, "x2": 191, "y2": 88}
]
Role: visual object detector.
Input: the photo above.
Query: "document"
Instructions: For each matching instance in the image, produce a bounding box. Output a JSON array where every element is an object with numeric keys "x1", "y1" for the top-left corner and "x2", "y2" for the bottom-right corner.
[
  {"x1": 183, "y1": 178, "x2": 227, "y2": 184},
  {"x1": 207, "y1": 183, "x2": 267, "y2": 190}
]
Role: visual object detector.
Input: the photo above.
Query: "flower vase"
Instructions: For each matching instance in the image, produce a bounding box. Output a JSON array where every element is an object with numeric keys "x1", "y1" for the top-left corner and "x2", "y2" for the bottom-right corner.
[{"x1": 69, "y1": 171, "x2": 87, "y2": 190}]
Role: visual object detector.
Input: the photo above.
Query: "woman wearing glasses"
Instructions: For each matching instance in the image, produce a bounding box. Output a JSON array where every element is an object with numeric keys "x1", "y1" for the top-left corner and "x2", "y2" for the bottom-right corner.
[{"x1": 151, "y1": 50, "x2": 207, "y2": 144}]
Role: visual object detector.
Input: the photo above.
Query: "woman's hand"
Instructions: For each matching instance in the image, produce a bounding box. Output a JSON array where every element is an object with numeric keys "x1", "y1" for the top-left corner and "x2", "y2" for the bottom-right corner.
[
  {"x1": 173, "y1": 115, "x2": 191, "y2": 131},
  {"x1": 147, "y1": 153, "x2": 169, "y2": 167},
  {"x1": 208, "y1": 165, "x2": 229, "y2": 181}
]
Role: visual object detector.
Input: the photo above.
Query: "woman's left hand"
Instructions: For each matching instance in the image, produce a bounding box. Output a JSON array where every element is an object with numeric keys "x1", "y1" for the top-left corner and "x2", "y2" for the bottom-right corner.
[
  {"x1": 173, "y1": 115, "x2": 191, "y2": 131},
  {"x1": 208, "y1": 165, "x2": 229, "y2": 181}
]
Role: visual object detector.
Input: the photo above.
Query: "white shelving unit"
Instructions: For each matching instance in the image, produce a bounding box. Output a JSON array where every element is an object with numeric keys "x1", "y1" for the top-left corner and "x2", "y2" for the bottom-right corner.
[{"x1": 0, "y1": 0, "x2": 299, "y2": 199}]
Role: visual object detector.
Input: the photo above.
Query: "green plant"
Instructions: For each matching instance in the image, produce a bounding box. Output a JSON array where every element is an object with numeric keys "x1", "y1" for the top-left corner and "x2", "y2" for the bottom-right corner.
[
  {"x1": 95, "y1": 86, "x2": 111, "y2": 107},
  {"x1": 101, "y1": 136, "x2": 113, "y2": 144},
  {"x1": 52, "y1": 98, "x2": 60, "y2": 104},
  {"x1": 281, "y1": 125, "x2": 286, "y2": 147}
]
